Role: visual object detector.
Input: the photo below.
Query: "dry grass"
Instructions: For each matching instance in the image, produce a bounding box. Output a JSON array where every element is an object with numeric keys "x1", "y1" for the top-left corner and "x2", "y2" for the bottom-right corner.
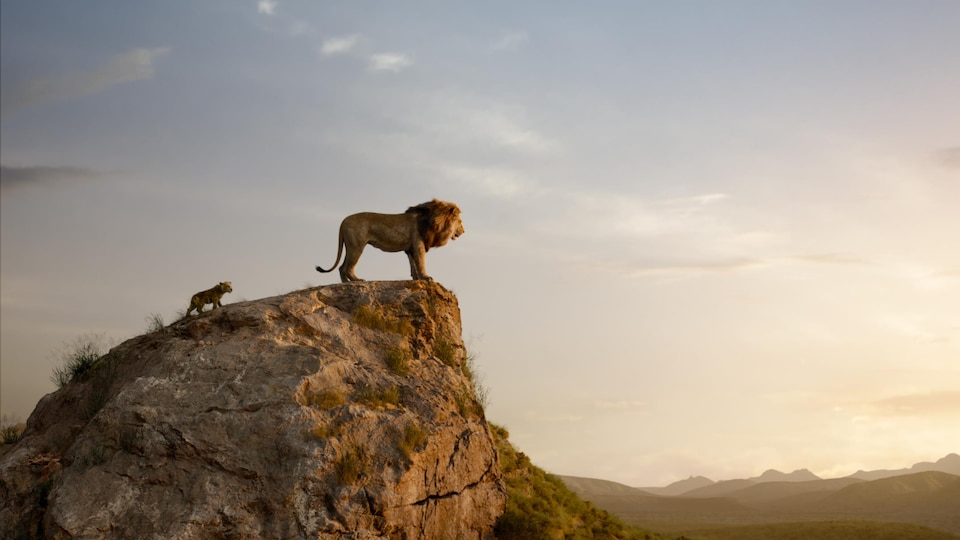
[
  {"x1": 434, "y1": 338, "x2": 458, "y2": 367},
  {"x1": 385, "y1": 346, "x2": 411, "y2": 376},
  {"x1": 303, "y1": 388, "x2": 346, "y2": 410},
  {"x1": 336, "y1": 444, "x2": 368, "y2": 484},
  {"x1": 463, "y1": 350, "x2": 489, "y2": 412},
  {"x1": 453, "y1": 383, "x2": 483, "y2": 419},
  {"x1": 353, "y1": 304, "x2": 414, "y2": 336},
  {"x1": 357, "y1": 385, "x2": 401, "y2": 409},
  {"x1": 50, "y1": 333, "x2": 109, "y2": 388},
  {"x1": 144, "y1": 313, "x2": 165, "y2": 333},
  {"x1": 304, "y1": 422, "x2": 340, "y2": 441},
  {"x1": 398, "y1": 422, "x2": 428, "y2": 460},
  {"x1": 1, "y1": 423, "x2": 25, "y2": 445}
]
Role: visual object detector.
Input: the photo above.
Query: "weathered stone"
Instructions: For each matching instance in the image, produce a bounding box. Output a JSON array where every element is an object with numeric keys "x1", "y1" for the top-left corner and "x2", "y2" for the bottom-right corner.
[{"x1": 1, "y1": 281, "x2": 505, "y2": 539}]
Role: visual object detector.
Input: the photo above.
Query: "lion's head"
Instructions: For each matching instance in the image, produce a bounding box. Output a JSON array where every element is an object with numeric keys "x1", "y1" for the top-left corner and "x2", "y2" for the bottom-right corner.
[{"x1": 406, "y1": 199, "x2": 464, "y2": 250}]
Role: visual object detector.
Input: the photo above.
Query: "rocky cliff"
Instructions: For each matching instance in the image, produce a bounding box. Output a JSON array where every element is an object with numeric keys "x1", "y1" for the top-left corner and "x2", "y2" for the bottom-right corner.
[{"x1": 0, "y1": 281, "x2": 506, "y2": 539}]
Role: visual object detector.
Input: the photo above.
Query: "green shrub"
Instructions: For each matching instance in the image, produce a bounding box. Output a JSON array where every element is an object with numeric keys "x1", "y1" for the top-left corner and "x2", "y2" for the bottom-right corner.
[
  {"x1": 353, "y1": 304, "x2": 414, "y2": 336},
  {"x1": 490, "y1": 423, "x2": 650, "y2": 540},
  {"x1": 385, "y1": 346, "x2": 411, "y2": 376},
  {"x1": 682, "y1": 520, "x2": 959, "y2": 540}
]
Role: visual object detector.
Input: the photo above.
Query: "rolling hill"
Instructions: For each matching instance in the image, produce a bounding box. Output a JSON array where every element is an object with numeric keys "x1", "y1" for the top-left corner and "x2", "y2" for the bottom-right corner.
[
  {"x1": 849, "y1": 453, "x2": 960, "y2": 481},
  {"x1": 561, "y1": 475, "x2": 655, "y2": 497},
  {"x1": 560, "y1": 469, "x2": 960, "y2": 536},
  {"x1": 640, "y1": 475, "x2": 714, "y2": 496}
]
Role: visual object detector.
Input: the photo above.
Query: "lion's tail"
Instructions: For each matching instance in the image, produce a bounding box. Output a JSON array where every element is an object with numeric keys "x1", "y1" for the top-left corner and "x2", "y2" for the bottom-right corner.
[{"x1": 315, "y1": 225, "x2": 345, "y2": 274}]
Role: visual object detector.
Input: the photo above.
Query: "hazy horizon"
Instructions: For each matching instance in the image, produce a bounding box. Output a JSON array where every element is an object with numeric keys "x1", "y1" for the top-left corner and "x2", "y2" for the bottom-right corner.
[{"x1": 2, "y1": 0, "x2": 958, "y2": 487}]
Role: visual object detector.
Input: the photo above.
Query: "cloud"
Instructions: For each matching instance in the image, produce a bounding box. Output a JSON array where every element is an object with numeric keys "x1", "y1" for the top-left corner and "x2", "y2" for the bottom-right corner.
[
  {"x1": 594, "y1": 400, "x2": 647, "y2": 412},
  {"x1": 368, "y1": 53, "x2": 413, "y2": 72},
  {"x1": 879, "y1": 313, "x2": 950, "y2": 343},
  {"x1": 551, "y1": 192, "x2": 729, "y2": 240},
  {"x1": 934, "y1": 146, "x2": 960, "y2": 169},
  {"x1": 436, "y1": 164, "x2": 537, "y2": 200},
  {"x1": 257, "y1": 0, "x2": 278, "y2": 15},
  {"x1": 406, "y1": 96, "x2": 557, "y2": 154},
  {"x1": 320, "y1": 35, "x2": 361, "y2": 56},
  {"x1": 0, "y1": 165, "x2": 102, "y2": 189},
  {"x1": 868, "y1": 391, "x2": 960, "y2": 417},
  {"x1": 625, "y1": 258, "x2": 769, "y2": 277},
  {"x1": 288, "y1": 21, "x2": 311, "y2": 37},
  {"x1": 492, "y1": 31, "x2": 529, "y2": 51},
  {"x1": 1, "y1": 48, "x2": 170, "y2": 117},
  {"x1": 789, "y1": 253, "x2": 869, "y2": 265}
]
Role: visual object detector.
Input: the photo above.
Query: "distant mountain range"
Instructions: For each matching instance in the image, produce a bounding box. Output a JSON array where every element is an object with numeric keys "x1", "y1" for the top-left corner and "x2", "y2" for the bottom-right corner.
[
  {"x1": 637, "y1": 453, "x2": 960, "y2": 496},
  {"x1": 848, "y1": 452, "x2": 960, "y2": 481},
  {"x1": 559, "y1": 454, "x2": 960, "y2": 536}
]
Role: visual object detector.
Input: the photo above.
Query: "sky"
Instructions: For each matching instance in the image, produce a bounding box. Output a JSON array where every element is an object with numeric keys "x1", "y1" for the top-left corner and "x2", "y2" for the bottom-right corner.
[{"x1": 1, "y1": 0, "x2": 958, "y2": 487}]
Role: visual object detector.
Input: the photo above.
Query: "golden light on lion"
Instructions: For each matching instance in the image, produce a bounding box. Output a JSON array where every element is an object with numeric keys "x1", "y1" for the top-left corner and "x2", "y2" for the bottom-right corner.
[{"x1": 316, "y1": 199, "x2": 464, "y2": 282}]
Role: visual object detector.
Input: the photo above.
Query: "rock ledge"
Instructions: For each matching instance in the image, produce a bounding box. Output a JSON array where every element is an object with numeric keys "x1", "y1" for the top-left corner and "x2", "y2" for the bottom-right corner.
[{"x1": 1, "y1": 281, "x2": 505, "y2": 539}]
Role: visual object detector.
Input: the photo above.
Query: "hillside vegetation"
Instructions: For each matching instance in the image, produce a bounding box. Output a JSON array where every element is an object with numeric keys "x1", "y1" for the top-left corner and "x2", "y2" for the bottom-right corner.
[
  {"x1": 491, "y1": 424, "x2": 661, "y2": 540},
  {"x1": 681, "y1": 520, "x2": 959, "y2": 540},
  {"x1": 563, "y1": 470, "x2": 960, "y2": 537}
]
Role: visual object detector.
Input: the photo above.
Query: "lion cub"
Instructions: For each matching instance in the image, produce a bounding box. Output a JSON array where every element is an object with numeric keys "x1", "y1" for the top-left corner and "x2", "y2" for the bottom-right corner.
[{"x1": 186, "y1": 281, "x2": 232, "y2": 316}]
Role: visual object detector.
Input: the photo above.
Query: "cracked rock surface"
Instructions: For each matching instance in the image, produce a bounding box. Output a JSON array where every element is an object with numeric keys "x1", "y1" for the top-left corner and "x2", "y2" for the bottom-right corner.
[{"x1": 0, "y1": 281, "x2": 505, "y2": 539}]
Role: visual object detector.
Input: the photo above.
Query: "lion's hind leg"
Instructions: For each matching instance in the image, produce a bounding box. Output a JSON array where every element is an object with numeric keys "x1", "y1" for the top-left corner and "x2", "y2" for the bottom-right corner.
[
  {"x1": 186, "y1": 296, "x2": 200, "y2": 316},
  {"x1": 339, "y1": 244, "x2": 366, "y2": 282}
]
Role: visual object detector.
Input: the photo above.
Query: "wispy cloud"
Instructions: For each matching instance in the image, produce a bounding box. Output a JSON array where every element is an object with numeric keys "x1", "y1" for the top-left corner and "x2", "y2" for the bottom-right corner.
[
  {"x1": 934, "y1": 146, "x2": 960, "y2": 169},
  {"x1": 662, "y1": 193, "x2": 729, "y2": 206},
  {"x1": 0, "y1": 165, "x2": 102, "y2": 189},
  {"x1": 368, "y1": 53, "x2": 413, "y2": 72},
  {"x1": 878, "y1": 313, "x2": 951, "y2": 343},
  {"x1": 625, "y1": 258, "x2": 769, "y2": 277},
  {"x1": 436, "y1": 164, "x2": 539, "y2": 200},
  {"x1": 406, "y1": 96, "x2": 557, "y2": 154},
  {"x1": 0, "y1": 48, "x2": 169, "y2": 117},
  {"x1": 320, "y1": 35, "x2": 361, "y2": 56},
  {"x1": 594, "y1": 399, "x2": 647, "y2": 412},
  {"x1": 624, "y1": 253, "x2": 871, "y2": 279},
  {"x1": 789, "y1": 253, "x2": 869, "y2": 265},
  {"x1": 257, "y1": 0, "x2": 278, "y2": 15},
  {"x1": 868, "y1": 391, "x2": 960, "y2": 417},
  {"x1": 548, "y1": 192, "x2": 729, "y2": 240},
  {"x1": 492, "y1": 31, "x2": 529, "y2": 51}
]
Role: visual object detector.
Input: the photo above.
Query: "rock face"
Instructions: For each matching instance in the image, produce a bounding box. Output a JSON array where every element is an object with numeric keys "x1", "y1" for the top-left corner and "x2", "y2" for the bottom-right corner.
[{"x1": 0, "y1": 281, "x2": 505, "y2": 539}]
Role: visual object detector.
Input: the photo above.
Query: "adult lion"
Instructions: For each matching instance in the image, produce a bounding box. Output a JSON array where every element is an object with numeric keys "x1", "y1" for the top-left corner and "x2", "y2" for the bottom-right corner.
[{"x1": 316, "y1": 199, "x2": 464, "y2": 282}]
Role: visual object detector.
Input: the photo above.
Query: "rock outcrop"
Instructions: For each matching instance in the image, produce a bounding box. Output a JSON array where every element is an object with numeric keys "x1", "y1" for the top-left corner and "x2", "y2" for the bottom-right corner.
[{"x1": 1, "y1": 281, "x2": 505, "y2": 539}]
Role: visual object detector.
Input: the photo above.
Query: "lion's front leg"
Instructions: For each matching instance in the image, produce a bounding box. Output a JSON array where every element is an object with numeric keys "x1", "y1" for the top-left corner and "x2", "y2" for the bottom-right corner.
[{"x1": 406, "y1": 245, "x2": 431, "y2": 281}]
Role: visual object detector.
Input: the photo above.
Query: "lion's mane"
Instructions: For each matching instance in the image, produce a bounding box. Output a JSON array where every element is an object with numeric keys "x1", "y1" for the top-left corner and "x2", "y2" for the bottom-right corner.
[{"x1": 406, "y1": 199, "x2": 464, "y2": 250}]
